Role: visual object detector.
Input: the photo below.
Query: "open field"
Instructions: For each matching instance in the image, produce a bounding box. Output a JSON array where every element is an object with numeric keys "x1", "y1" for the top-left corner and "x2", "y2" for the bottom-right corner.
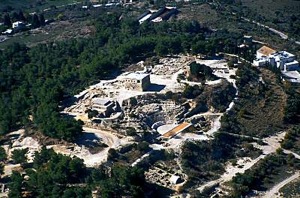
[
  {"x1": 0, "y1": 19, "x2": 94, "y2": 48},
  {"x1": 221, "y1": 67, "x2": 287, "y2": 138},
  {"x1": 179, "y1": 2, "x2": 300, "y2": 57},
  {"x1": 240, "y1": 0, "x2": 300, "y2": 22},
  {"x1": 0, "y1": 0, "x2": 81, "y2": 11},
  {"x1": 178, "y1": 4, "x2": 219, "y2": 27},
  {"x1": 237, "y1": 69, "x2": 286, "y2": 137}
]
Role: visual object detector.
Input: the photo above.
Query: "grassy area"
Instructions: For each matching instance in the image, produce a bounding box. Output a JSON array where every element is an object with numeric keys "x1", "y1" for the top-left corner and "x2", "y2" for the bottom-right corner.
[
  {"x1": 221, "y1": 67, "x2": 287, "y2": 137},
  {"x1": 235, "y1": 0, "x2": 300, "y2": 41},
  {"x1": 240, "y1": 0, "x2": 300, "y2": 22},
  {"x1": 237, "y1": 69, "x2": 286, "y2": 137},
  {"x1": 180, "y1": 2, "x2": 300, "y2": 57},
  {"x1": 0, "y1": 0, "x2": 81, "y2": 12},
  {"x1": 280, "y1": 178, "x2": 300, "y2": 198},
  {"x1": 0, "y1": 15, "x2": 94, "y2": 49},
  {"x1": 178, "y1": 4, "x2": 219, "y2": 27}
]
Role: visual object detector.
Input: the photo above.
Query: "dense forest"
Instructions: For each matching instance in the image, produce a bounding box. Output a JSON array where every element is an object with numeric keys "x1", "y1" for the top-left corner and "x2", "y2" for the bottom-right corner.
[
  {"x1": 8, "y1": 146, "x2": 146, "y2": 197},
  {"x1": 0, "y1": 11, "x2": 242, "y2": 141}
]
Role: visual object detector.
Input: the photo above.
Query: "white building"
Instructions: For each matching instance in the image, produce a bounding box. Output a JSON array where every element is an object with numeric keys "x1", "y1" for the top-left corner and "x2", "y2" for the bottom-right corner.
[
  {"x1": 12, "y1": 21, "x2": 25, "y2": 30},
  {"x1": 2, "y1": 29, "x2": 13, "y2": 35},
  {"x1": 256, "y1": 45, "x2": 276, "y2": 59},
  {"x1": 253, "y1": 46, "x2": 299, "y2": 72}
]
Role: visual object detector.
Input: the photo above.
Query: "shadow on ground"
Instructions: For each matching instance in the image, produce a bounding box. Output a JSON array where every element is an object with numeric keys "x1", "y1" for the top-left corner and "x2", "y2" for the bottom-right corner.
[{"x1": 147, "y1": 84, "x2": 166, "y2": 92}]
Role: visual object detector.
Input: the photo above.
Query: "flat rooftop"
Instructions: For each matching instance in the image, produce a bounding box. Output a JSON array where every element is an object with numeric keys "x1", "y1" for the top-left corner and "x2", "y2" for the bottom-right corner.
[
  {"x1": 257, "y1": 46, "x2": 276, "y2": 56},
  {"x1": 163, "y1": 122, "x2": 192, "y2": 138},
  {"x1": 121, "y1": 73, "x2": 149, "y2": 80},
  {"x1": 282, "y1": 70, "x2": 300, "y2": 80},
  {"x1": 285, "y1": 60, "x2": 299, "y2": 66},
  {"x1": 92, "y1": 98, "x2": 113, "y2": 106},
  {"x1": 270, "y1": 51, "x2": 295, "y2": 59}
]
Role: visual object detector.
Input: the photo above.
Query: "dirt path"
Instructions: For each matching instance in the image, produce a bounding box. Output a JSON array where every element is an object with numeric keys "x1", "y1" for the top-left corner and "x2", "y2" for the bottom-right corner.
[
  {"x1": 242, "y1": 17, "x2": 288, "y2": 40},
  {"x1": 49, "y1": 127, "x2": 132, "y2": 167},
  {"x1": 263, "y1": 172, "x2": 300, "y2": 198},
  {"x1": 197, "y1": 132, "x2": 286, "y2": 193},
  {"x1": 82, "y1": 127, "x2": 122, "y2": 148},
  {"x1": 239, "y1": 16, "x2": 300, "y2": 45},
  {"x1": 283, "y1": 149, "x2": 300, "y2": 160},
  {"x1": 3, "y1": 164, "x2": 21, "y2": 177}
]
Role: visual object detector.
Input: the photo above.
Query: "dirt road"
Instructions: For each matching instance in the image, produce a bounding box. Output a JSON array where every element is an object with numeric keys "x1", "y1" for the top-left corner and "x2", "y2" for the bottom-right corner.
[
  {"x1": 82, "y1": 127, "x2": 123, "y2": 148},
  {"x1": 197, "y1": 132, "x2": 286, "y2": 193},
  {"x1": 263, "y1": 172, "x2": 300, "y2": 198}
]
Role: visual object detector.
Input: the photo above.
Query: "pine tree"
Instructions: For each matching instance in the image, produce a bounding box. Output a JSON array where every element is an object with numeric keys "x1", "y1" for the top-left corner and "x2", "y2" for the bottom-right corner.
[
  {"x1": 39, "y1": 14, "x2": 45, "y2": 26},
  {"x1": 18, "y1": 10, "x2": 26, "y2": 21},
  {"x1": 31, "y1": 14, "x2": 40, "y2": 28},
  {"x1": 3, "y1": 13, "x2": 12, "y2": 27}
]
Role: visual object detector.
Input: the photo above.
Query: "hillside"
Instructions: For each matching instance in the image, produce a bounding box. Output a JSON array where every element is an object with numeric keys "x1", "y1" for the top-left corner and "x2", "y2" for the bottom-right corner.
[
  {"x1": 0, "y1": 1, "x2": 300, "y2": 198},
  {"x1": 0, "y1": 0, "x2": 79, "y2": 11}
]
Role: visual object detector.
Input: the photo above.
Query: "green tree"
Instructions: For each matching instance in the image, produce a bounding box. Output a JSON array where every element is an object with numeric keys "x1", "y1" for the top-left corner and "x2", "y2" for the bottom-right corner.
[
  {"x1": 11, "y1": 148, "x2": 28, "y2": 164},
  {"x1": 39, "y1": 14, "x2": 45, "y2": 26},
  {"x1": 0, "y1": 163, "x2": 4, "y2": 176},
  {"x1": 100, "y1": 165, "x2": 145, "y2": 198},
  {"x1": 33, "y1": 146, "x2": 55, "y2": 168},
  {"x1": 3, "y1": 13, "x2": 12, "y2": 27},
  {"x1": 11, "y1": 12, "x2": 19, "y2": 22},
  {"x1": 137, "y1": 141, "x2": 150, "y2": 152},
  {"x1": 8, "y1": 171, "x2": 23, "y2": 198},
  {"x1": 31, "y1": 14, "x2": 40, "y2": 28},
  {"x1": 18, "y1": 10, "x2": 26, "y2": 21},
  {"x1": 62, "y1": 188, "x2": 91, "y2": 198},
  {"x1": 0, "y1": 147, "x2": 7, "y2": 161}
]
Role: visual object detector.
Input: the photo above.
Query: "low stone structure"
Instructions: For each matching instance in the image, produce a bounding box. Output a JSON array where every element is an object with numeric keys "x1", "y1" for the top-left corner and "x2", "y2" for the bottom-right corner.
[
  {"x1": 91, "y1": 98, "x2": 119, "y2": 117},
  {"x1": 118, "y1": 73, "x2": 150, "y2": 91}
]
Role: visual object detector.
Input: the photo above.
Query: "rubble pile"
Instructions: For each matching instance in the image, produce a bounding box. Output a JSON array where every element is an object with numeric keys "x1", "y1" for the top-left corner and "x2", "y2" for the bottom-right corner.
[
  {"x1": 124, "y1": 94, "x2": 186, "y2": 128},
  {"x1": 151, "y1": 56, "x2": 194, "y2": 76},
  {"x1": 145, "y1": 162, "x2": 187, "y2": 190}
]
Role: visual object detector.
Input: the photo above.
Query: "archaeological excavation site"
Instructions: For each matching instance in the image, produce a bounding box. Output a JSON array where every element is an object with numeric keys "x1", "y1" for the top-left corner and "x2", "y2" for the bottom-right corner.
[{"x1": 1, "y1": 54, "x2": 239, "y2": 195}]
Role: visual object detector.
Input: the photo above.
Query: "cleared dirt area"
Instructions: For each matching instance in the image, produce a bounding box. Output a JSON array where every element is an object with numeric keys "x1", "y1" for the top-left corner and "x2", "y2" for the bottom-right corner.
[{"x1": 49, "y1": 127, "x2": 132, "y2": 167}]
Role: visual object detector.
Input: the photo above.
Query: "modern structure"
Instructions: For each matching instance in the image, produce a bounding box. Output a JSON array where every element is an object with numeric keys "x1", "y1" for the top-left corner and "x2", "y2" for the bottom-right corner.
[
  {"x1": 138, "y1": 7, "x2": 178, "y2": 24},
  {"x1": 12, "y1": 21, "x2": 25, "y2": 30},
  {"x1": 162, "y1": 122, "x2": 194, "y2": 139},
  {"x1": 253, "y1": 46, "x2": 299, "y2": 71}
]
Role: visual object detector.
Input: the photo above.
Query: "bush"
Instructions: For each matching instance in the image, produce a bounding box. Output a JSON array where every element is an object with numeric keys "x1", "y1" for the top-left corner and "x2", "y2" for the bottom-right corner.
[
  {"x1": 126, "y1": 127, "x2": 137, "y2": 136},
  {"x1": 87, "y1": 109, "x2": 99, "y2": 119},
  {"x1": 0, "y1": 147, "x2": 7, "y2": 161},
  {"x1": 165, "y1": 91, "x2": 173, "y2": 99},
  {"x1": 107, "y1": 148, "x2": 118, "y2": 161},
  {"x1": 129, "y1": 97, "x2": 138, "y2": 106},
  {"x1": 11, "y1": 148, "x2": 28, "y2": 164},
  {"x1": 137, "y1": 141, "x2": 150, "y2": 152}
]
